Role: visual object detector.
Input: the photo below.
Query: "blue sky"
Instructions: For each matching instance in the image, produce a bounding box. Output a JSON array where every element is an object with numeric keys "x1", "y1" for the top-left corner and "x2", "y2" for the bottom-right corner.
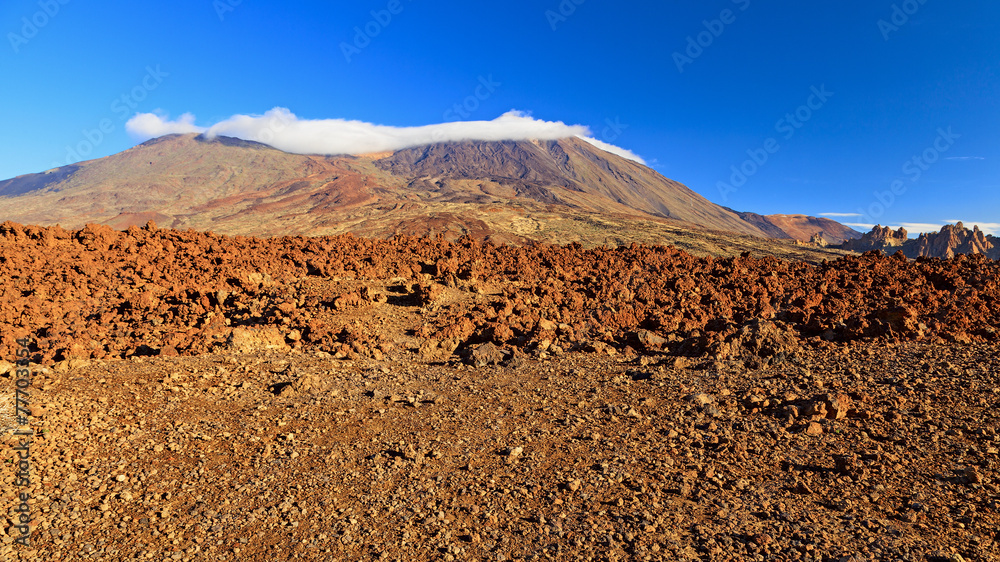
[{"x1": 2, "y1": 0, "x2": 998, "y2": 234}]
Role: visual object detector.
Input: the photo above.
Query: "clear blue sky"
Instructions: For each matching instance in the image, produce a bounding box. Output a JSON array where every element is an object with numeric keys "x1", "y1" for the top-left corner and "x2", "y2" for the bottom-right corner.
[{"x1": 2, "y1": 0, "x2": 998, "y2": 234}]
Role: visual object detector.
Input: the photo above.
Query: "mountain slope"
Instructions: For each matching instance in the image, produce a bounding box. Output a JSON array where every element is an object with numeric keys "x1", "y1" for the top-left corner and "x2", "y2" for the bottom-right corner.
[
  {"x1": 374, "y1": 137, "x2": 769, "y2": 236},
  {"x1": 0, "y1": 134, "x2": 854, "y2": 255}
]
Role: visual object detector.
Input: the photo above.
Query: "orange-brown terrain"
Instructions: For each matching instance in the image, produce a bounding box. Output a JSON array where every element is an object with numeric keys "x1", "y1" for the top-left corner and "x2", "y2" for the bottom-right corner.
[{"x1": 1, "y1": 221, "x2": 998, "y2": 561}]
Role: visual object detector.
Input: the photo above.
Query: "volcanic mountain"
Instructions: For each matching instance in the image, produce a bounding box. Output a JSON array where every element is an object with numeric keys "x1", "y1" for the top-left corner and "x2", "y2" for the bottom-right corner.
[{"x1": 0, "y1": 133, "x2": 856, "y2": 253}]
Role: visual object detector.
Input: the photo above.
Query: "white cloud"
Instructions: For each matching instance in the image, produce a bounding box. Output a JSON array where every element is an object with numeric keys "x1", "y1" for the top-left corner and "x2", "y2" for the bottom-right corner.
[
  {"x1": 895, "y1": 222, "x2": 950, "y2": 234},
  {"x1": 818, "y1": 212, "x2": 863, "y2": 218},
  {"x1": 125, "y1": 112, "x2": 202, "y2": 137},
  {"x1": 577, "y1": 136, "x2": 646, "y2": 164},
  {"x1": 945, "y1": 156, "x2": 985, "y2": 161},
  {"x1": 125, "y1": 108, "x2": 646, "y2": 164},
  {"x1": 842, "y1": 222, "x2": 877, "y2": 231},
  {"x1": 975, "y1": 223, "x2": 1000, "y2": 236}
]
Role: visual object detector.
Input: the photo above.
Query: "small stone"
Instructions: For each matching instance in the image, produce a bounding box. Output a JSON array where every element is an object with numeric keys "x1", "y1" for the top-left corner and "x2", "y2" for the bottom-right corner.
[
  {"x1": 824, "y1": 393, "x2": 853, "y2": 420},
  {"x1": 834, "y1": 454, "x2": 859, "y2": 473},
  {"x1": 538, "y1": 318, "x2": 557, "y2": 332},
  {"x1": 687, "y1": 393, "x2": 714, "y2": 407},
  {"x1": 791, "y1": 481, "x2": 813, "y2": 495},
  {"x1": 806, "y1": 401, "x2": 828, "y2": 418},
  {"x1": 963, "y1": 466, "x2": 983, "y2": 484},
  {"x1": 805, "y1": 422, "x2": 823, "y2": 436},
  {"x1": 636, "y1": 329, "x2": 668, "y2": 350}
]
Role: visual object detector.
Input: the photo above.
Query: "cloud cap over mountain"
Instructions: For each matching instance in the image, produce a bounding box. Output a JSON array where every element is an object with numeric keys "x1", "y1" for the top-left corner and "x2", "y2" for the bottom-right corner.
[{"x1": 125, "y1": 108, "x2": 645, "y2": 164}]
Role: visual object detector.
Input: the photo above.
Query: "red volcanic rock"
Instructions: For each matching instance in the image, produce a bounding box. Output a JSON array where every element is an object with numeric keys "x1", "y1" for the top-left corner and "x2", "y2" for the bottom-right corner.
[
  {"x1": 413, "y1": 282, "x2": 445, "y2": 306},
  {"x1": 1, "y1": 222, "x2": 999, "y2": 365},
  {"x1": 682, "y1": 320, "x2": 802, "y2": 369}
]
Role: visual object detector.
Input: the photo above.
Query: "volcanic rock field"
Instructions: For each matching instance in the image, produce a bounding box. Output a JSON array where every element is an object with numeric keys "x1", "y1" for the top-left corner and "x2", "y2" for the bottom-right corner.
[{"x1": 1, "y1": 220, "x2": 998, "y2": 561}]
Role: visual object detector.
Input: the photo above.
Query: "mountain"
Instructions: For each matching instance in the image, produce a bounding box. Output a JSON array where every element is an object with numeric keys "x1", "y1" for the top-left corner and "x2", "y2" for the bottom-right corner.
[
  {"x1": 734, "y1": 211, "x2": 861, "y2": 245},
  {"x1": 839, "y1": 223, "x2": 1000, "y2": 259},
  {"x1": 0, "y1": 134, "x2": 854, "y2": 251}
]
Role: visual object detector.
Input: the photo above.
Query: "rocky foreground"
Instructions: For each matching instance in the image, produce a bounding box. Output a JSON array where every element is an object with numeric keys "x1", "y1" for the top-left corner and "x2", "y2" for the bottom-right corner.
[
  {"x1": 0, "y1": 220, "x2": 998, "y2": 364},
  {"x1": 0, "y1": 221, "x2": 999, "y2": 560},
  {"x1": 3, "y1": 342, "x2": 999, "y2": 561}
]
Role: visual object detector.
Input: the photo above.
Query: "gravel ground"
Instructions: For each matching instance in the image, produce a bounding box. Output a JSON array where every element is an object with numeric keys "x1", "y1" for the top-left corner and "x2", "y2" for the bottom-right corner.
[{"x1": 3, "y1": 341, "x2": 998, "y2": 561}]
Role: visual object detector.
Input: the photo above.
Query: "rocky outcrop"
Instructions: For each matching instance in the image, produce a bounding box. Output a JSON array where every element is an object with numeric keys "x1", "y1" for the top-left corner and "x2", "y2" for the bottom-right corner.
[
  {"x1": 839, "y1": 223, "x2": 1000, "y2": 260},
  {"x1": 838, "y1": 225, "x2": 908, "y2": 253},
  {"x1": 809, "y1": 233, "x2": 828, "y2": 247},
  {"x1": 906, "y1": 222, "x2": 999, "y2": 259}
]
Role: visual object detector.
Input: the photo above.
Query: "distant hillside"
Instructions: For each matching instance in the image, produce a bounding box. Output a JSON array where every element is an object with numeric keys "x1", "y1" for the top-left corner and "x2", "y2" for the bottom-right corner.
[{"x1": 735, "y1": 212, "x2": 861, "y2": 245}]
